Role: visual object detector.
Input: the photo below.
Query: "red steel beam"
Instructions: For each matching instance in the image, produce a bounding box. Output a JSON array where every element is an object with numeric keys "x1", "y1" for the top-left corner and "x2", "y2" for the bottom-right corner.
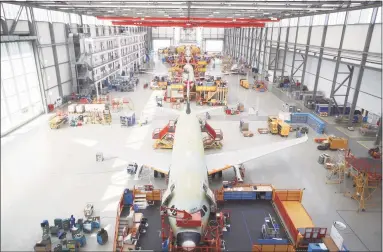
[
  {"x1": 99, "y1": 16, "x2": 279, "y2": 22},
  {"x1": 111, "y1": 21, "x2": 265, "y2": 28}
]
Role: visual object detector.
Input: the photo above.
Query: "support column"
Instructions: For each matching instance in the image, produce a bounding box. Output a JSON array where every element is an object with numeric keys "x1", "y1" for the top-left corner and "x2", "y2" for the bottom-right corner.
[
  {"x1": 281, "y1": 21, "x2": 290, "y2": 78},
  {"x1": 246, "y1": 28, "x2": 253, "y2": 65},
  {"x1": 300, "y1": 16, "x2": 313, "y2": 90},
  {"x1": 342, "y1": 66, "x2": 354, "y2": 115},
  {"x1": 252, "y1": 28, "x2": 259, "y2": 67},
  {"x1": 262, "y1": 27, "x2": 268, "y2": 73},
  {"x1": 273, "y1": 27, "x2": 281, "y2": 82},
  {"x1": 248, "y1": 28, "x2": 254, "y2": 65},
  {"x1": 348, "y1": 8, "x2": 378, "y2": 126},
  {"x1": 290, "y1": 18, "x2": 300, "y2": 79},
  {"x1": 329, "y1": 12, "x2": 349, "y2": 114},
  {"x1": 257, "y1": 28, "x2": 263, "y2": 71},
  {"x1": 267, "y1": 26, "x2": 274, "y2": 72},
  {"x1": 312, "y1": 14, "x2": 329, "y2": 101},
  {"x1": 49, "y1": 23, "x2": 64, "y2": 97}
]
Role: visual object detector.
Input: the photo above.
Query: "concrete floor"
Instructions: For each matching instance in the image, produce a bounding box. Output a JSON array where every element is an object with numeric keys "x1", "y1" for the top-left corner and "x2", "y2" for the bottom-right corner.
[{"x1": 1, "y1": 55, "x2": 382, "y2": 251}]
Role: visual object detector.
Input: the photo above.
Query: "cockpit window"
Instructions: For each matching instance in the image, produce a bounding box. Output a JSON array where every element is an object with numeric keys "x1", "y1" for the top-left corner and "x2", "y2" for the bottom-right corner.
[
  {"x1": 170, "y1": 205, "x2": 177, "y2": 216},
  {"x1": 200, "y1": 209, "x2": 205, "y2": 217},
  {"x1": 202, "y1": 205, "x2": 208, "y2": 212}
]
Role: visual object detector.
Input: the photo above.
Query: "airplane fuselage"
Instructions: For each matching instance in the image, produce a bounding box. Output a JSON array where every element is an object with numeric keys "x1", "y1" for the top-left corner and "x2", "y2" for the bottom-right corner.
[{"x1": 165, "y1": 112, "x2": 211, "y2": 249}]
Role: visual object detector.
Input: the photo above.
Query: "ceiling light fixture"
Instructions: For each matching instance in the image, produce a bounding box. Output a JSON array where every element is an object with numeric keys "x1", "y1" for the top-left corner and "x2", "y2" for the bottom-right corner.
[
  {"x1": 234, "y1": 13, "x2": 241, "y2": 16},
  {"x1": 213, "y1": 11, "x2": 219, "y2": 14},
  {"x1": 137, "y1": 12, "x2": 142, "y2": 15}
]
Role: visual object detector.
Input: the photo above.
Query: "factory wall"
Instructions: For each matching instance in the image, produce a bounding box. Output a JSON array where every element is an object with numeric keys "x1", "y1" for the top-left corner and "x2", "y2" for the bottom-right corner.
[
  {"x1": 0, "y1": 3, "x2": 122, "y2": 135},
  {"x1": 152, "y1": 27, "x2": 224, "y2": 52},
  {"x1": 224, "y1": 7, "x2": 382, "y2": 116},
  {"x1": 278, "y1": 50, "x2": 382, "y2": 115}
]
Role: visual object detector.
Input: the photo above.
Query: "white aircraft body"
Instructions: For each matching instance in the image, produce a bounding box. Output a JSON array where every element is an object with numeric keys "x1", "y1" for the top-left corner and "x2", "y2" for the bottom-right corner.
[{"x1": 95, "y1": 46, "x2": 308, "y2": 250}]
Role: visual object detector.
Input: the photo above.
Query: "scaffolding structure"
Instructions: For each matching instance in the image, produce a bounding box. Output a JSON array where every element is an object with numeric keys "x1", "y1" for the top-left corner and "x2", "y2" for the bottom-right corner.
[{"x1": 344, "y1": 151, "x2": 382, "y2": 212}]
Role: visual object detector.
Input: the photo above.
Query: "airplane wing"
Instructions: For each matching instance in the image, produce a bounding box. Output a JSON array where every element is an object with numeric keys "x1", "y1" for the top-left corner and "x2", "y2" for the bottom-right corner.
[
  {"x1": 90, "y1": 141, "x2": 172, "y2": 175},
  {"x1": 205, "y1": 134, "x2": 308, "y2": 174}
]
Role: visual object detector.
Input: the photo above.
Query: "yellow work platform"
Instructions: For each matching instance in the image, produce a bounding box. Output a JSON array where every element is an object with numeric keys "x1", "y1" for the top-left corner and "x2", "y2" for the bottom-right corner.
[
  {"x1": 196, "y1": 86, "x2": 217, "y2": 92},
  {"x1": 282, "y1": 201, "x2": 314, "y2": 228}
]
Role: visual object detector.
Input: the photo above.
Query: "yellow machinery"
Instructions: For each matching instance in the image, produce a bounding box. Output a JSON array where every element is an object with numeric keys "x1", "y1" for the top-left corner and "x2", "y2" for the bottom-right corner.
[
  {"x1": 158, "y1": 81, "x2": 168, "y2": 90},
  {"x1": 278, "y1": 121, "x2": 290, "y2": 137},
  {"x1": 328, "y1": 136, "x2": 348, "y2": 150},
  {"x1": 268, "y1": 116, "x2": 278, "y2": 134},
  {"x1": 318, "y1": 136, "x2": 348, "y2": 150},
  {"x1": 349, "y1": 171, "x2": 380, "y2": 212},
  {"x1": 196, "y1": 87, "x2": 228, "y2": 106},
  {"x1": 103, "y1": 109, "x2": 112, "y2": 125},
  {"x1": 49, "y1": 114, "x2": 68, "y2": 129},
  {"x1": 240, "y1": 79, "x2": 250, "y2": 89}
]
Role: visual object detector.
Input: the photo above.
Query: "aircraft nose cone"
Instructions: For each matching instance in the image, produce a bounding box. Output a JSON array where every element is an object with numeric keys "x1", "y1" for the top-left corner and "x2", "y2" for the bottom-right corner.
[
  {"x1": 182, "y1": 241, "x2": 196, "y2": 251},
  {"x1": 177, "y1": 232, "x2": 201, "y2": 251}
]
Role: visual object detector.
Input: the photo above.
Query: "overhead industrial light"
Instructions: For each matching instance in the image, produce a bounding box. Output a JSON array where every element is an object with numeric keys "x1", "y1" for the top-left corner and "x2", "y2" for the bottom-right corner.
[
  {"x1": 107, "y1": 10, "x2": 114, "y2": 13},
  {"x1": 124, "y1": 9, "x2": 131, "y2": 11},
  {"x1": 249, "y1": 16, "x2": 254, "y2": 17},
  {"x1": 264, "y1": 12, "x2": 270, "y2": 15},
  {"x1": 137, "y1": 12, "x2": 143, "y2": 15},
  {"x1": 234, "y1": 14, "x2": 241, "y2": 16},
  {"x1": 213, "y1": 11, "x2": 220, "y2": 14},
  {"x1": 164, "y1": 14, "x2": 169, "y2": 16},
  {"x1": 270, "y1": 17, "x2": 277, "y2": 20}
]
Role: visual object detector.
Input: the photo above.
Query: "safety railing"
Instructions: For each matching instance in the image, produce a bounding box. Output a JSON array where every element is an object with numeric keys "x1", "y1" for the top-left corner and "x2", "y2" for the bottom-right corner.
[
  {"x1": 274, "y1": 189, "x2": 302, "y2": 202},
  {"x1": 113, "y1": 193, "x2": 124, "y2": 252},
  {"x1": 273, "y1": 194, "x2": 299, "y2": 245}
]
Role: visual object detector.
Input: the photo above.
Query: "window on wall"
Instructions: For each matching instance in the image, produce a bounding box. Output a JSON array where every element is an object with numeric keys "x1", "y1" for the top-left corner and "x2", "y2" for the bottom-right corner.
[
  {"x1": 205, "y1": 40, "x2": 223, "y2": 53},
  {"x1": 1, "y1": 42, "x2": 43, "y2": 136}
]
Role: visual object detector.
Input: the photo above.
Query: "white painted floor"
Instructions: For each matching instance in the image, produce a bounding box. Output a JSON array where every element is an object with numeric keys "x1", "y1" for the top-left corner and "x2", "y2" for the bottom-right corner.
[{"x1": 1, "y1": 55, "x2": 381, "y2": 251}]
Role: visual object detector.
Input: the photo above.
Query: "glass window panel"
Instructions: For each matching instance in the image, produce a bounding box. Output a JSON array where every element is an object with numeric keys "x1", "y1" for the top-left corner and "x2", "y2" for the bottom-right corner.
[
  {"x1": 348, "y1": 10, "x2": 361, "y2": 24},
  {"x1": 3, "y1": 78, "x2": 16, "y2": 97},
  {"x1": 27, "y1": 73, "x2": 39, "y2": 88},
  {"x1": 1, "y1": 60, "x2": 13, "y2": 80},
  {"x1": 23, "y1": 57, "x2": 37, "y2": 74},
  {"x1": 15, "y1": 75, "x2": 27, "y2": 92},
  {"x1": 1, "y1": 117, "x2": 12, "y2": 135},
  {"x1": 11, "y1": 59, "x2": 24, "y2": 76},
  {"x1": 336, "y1": 12, "x2": 346, "y2": 24},
  {"x1": 6, "y1": 95, "x2": 20, "y2": 113},
  {"x1": 33, "y1": 101, "x2": 43, "y2": 115},
  {"x1": 1, "y1": 99, "x2": 8, "y2": 118},
  {"x1": 11, "y1": 110, "x2": 24, "y2": 127},
  {"x1": 30, "y1": 87, "x2": 41, "y2": 103},
  {"x1": 20, "y1": 42, "x2": 33, "y2": 57},
  {"x1": 359, "y1": 8, "x2": 373, "y2": 23},
  {"x1": 19, "y1": 92, "x2": 30, "y2": 109},
  {"x1": 376, "y1": 7, "x2": 382, "y2": 23},
  {"x1": 8, "y1": 42, "x2": 21, "y2": 59},
  {"x1": 1, "y1": 43, "x2": 9, "y2": 61}
]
